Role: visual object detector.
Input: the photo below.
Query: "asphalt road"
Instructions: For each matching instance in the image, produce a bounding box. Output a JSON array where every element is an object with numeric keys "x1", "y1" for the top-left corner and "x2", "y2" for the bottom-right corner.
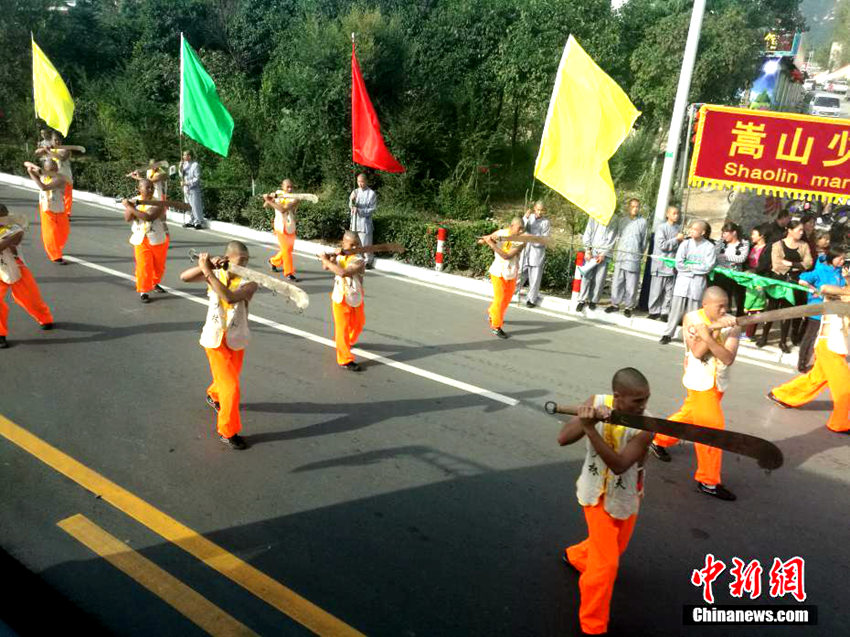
[{"x1": 0, "y1": 181, "x2": 847, "y2": 636}]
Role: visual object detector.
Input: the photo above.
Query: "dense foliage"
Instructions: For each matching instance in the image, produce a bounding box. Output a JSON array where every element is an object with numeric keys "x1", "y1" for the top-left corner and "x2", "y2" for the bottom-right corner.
[{"x1": 0, "y1": 0, "x2": 803, "y2": 288}]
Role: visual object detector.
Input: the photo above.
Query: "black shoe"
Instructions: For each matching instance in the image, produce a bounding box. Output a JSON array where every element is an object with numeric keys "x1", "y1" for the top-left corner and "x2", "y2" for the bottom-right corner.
[
  {"x1": 206, "y1": 394, "x2": 221, "y2": 413},
  {"x1": 220, "y1": 434, "x2": 247, "y2": 450},
  {"x1": 53, "y1": 258, "x2": 67, "y2": 265},
  {"x1": 0, "y1": 336, "x2": 7, "y2": 349},
  {"x1": 40, "y1": 322, "x2": 54, "y2": 331},
  {"x1": 286, "y1": 274, "x2": 299, "y2": 282},
  {"x1": 268, "y1": 259, "x2": 281, "y2": 273},
  {"x1": 659, "y1": 335, "x2": 672, "y2": 345},
  {"x1": 183, "y1": 222, "x2": 194, "y2": 228},
  {"x1": 588, "y1": 303, "x2": 597, "y2": 311},
  {"x1": 755, "y1": 337, "x2": 767, "y2": 349},
  {"x1": 697, "y1": 482, "x2": 736, "y2": 501},
  {"x1": 140, "y1": 293, "x2": 150, "y2": 303},
  {"x1": 766, "y1": 391, "x2": 792, "y2": 409},
  {"x1": 779, "y1": 341, "x2": 792, "y2": 354},
  {"x1": 624, "y1": 308, "x2": 633, "y2": 318},
  {"x1": 193, "y1": 223, "x2": 203, "y2": 230},
  {"x1": 650, "y1": 443, "x2": 672, "y2": 462},
  {"x1": 154, "y1": 284, "x2": 166, "y2": 293},
  {"x1": 365, "y1": 263, "x2": 375, "y2": 270},
  {"x1": 604, "y1": 305, "x2": 619, "y2": 314},
  {"x1": 491, "y1": 327, "x2": 509, "y2": 339},
  {"x1": 647, "y1": 313, "x2": 660, "y2": 320},
  {"x1": 576, "y1": 302, "x2": 586, "y2": 312},
  {"x1": 341, "y1": 361, "x2": 362, "y2": 372},
  {"x1": 526, "y1": 300, "x2": 536, "y2": 308},
  {"x1": 659, "y1": 314, "x2": 669, "y2": 322}
]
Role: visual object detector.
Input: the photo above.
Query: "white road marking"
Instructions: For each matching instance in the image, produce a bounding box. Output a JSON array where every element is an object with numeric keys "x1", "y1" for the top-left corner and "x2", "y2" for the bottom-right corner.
[{"x1": 62, "y1": 255, "x2": 520, "y2": 406}]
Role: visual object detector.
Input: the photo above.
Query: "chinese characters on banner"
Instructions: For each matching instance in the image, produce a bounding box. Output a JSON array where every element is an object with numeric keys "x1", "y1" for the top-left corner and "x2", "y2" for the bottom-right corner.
[
  {"x1": 691, "y1": 554, "x2": 806, "y2": 604},
  {"x1": 689, "y1": 104, "x2": 850, "y2": 202}
]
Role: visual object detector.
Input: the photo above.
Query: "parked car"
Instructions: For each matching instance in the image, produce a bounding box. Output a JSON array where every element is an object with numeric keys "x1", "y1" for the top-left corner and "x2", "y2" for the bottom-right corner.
[{"x1": 807, "y1": 92, "x2": 842, "y2": 117}]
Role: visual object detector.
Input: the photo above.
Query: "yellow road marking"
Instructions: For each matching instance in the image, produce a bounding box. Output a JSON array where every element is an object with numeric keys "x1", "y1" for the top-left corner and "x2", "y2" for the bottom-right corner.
[
  {"x1": 0, "y1": 415, "x2": 364, "y2": 636},
  {"x1": 58, "y1": 514, "x2": 257, "y2": 637}
]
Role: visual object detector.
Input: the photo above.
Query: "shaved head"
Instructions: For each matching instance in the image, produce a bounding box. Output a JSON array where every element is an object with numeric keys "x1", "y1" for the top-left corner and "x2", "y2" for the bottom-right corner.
[
  {"x1": 612, "y1": 367, "x2": 650, "y2": 394},
  {"x1": 227, "y1": 240, "x2": 249, "y2": 255},
  {"x1": 702, "y1": 286, "x2": 728, "y2": 304},
  {"x1": 702, "y1": 285, "x2": 730, "y2": 321},
  {"x1": 342, "y1": 230, "x2": 360, "y2": 244}
]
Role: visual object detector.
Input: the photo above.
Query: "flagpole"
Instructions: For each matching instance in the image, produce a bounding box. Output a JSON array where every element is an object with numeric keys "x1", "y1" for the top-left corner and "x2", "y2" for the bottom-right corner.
[{"x1": 179, "y1": 33, "x2": 186, "y2": 224}]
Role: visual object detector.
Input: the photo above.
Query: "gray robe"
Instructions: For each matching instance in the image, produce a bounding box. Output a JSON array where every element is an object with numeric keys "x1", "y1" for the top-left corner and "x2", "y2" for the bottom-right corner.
[
  {"x1": 180, "y1": 160, "x2": 204, "y2": 225},
  {"x1": 651, "y1": 221, "x2": 682, "y2": 277},
  {"x1": 672, "y1": 238, "x2": 717, "y2": 301},
  {"x1": 612, "y1": 216, "x2": 647, "y2": 272}
]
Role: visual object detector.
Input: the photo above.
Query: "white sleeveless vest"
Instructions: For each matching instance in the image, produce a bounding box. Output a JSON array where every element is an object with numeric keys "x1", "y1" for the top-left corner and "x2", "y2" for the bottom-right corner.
[
  {"x1": 39, "y1": 177, "x2": 65, "y2": 213},
  {"x1": 129, "y1": 202, "x2": 169, "y2": 246},
  {"x1": 273, "y1": 196, "x2": 297, "y2": 235},
  {"x1": 199, "y1": 270, "x2": 251, "y2": 350},
  {"x1": 681, "y1": 310, "x2": 731, "y2": 392},
  {"x1": 819, "y1": 314, "x2": 850, "y2": 356},
  {"x1": 0, "y1": 224, "x2": 24, "y2": 284},
  {"x1": 488, "y1": 229, "x2": 520, "y2": 280},
  {"x1": 332, "y1": 254, "x2": 364, "y2": 307},
  {"x1": 575, "y1": 394, "x2": 646, "y2": 520}
]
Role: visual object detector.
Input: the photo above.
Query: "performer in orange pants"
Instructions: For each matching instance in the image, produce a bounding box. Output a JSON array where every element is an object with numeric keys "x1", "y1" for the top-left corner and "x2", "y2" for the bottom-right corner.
[
  {"x1": 263, "y1": 179, "x2": 300, "y2": 281},
  {"x1": 480, "y1": 217, "x2": 524, "y2": 338},
  {"x1": 321, "y1": 231, "x2": 366, "y2": 371},
  {"x1": 35, "y1": 131, "x2": 84, "y2": 217},
  {"x1": 558, "y1": 368, "x2": 653, "y2": 635},
  {"x1": 181, "y1": 242, "x2": 258, "y2": 450},
  {"x1": 25, "y1": 159, "x2": 69, "y2": 263},
  {"x1": 650, "y1": 287, "x2": 740, "y2": 501},
  {"x1": 0, "y1": 204, "x2": 54, "y2": 348},
  {"x1": 123, "y1": 180, "x2": 170, "y2": 302},
  {"x1": 769, "y1": 286, "x2": 850, "y2": 432}
]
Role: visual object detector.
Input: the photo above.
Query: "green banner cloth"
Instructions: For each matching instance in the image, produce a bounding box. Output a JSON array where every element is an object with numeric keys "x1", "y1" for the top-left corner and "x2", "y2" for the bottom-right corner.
[{"x1": 180, "y1": 34, "x2": 234, "y2": 156}]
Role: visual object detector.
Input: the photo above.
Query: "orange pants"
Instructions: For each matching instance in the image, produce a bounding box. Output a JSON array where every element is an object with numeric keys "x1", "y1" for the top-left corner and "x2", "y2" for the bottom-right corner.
[
  {"x1": 772, "y1": 339, "x2": 850, "y2": 432},
  {"x1": 566, "y1": 500, "x2": 637, "y2": 635},
  {"x1": 332, "y1": 300, "x2": 365, "y2": 365},
  {"x1": 489, "y1": 275, "x2": 517, "y2": 328},
  {"x1": 134, "y1": 236, "x2": 170, "y2": 293},
  {"x1": 205, "y1": 340, "x2": 245, "y2": 438},
  {"x1": 64, "y1": 183, "x2": 73, "y2": 216},
  {"x1": 270, "y1": 231, "x2": 296, "y2": 276},
  {"x1": 0, "y1": 264, "x2": 53, "y2": 336},
  {"x1": 40, "y1": 207, "x2": 70, "y2": 262},
  {"x1": 654, "y1": 386, "x2": 725, "y2": 486}
]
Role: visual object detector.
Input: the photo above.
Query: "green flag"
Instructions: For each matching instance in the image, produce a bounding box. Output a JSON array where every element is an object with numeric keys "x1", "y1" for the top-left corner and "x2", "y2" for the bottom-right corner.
[{"x1": 180, "y1": 34, "x2": 233, "y2": 156}]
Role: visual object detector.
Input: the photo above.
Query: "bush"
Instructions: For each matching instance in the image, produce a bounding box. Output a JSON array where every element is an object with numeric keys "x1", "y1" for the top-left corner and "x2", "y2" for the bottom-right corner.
[
  {"x1": 296, "y1": 199, "x2": 349, "y2": 240},
  {"x1": 0, "y1": 143, "x2": 29, "y2": 175},
  {"x1": 74, "y1": 160, "x2": 136, "y2": 198}
]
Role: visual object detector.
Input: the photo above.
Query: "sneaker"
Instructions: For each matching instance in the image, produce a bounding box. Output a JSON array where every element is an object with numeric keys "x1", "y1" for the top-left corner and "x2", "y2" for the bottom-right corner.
[
  {"x1": 268, "y1": 259, "x2": 281, "y2": 273},
  {"x1": 526, "y1": 300, "x2": 536, "y2": 308},
  {"x1": 53, "y1": 258, "x2": 67, "y2": 265},
  {"x1": 220, "y1": 434, "x2": 248, "y2": 450},
  {"x1": 286, "y1": 274, "x2": 299, "y2": 282},
  {"x1": 341, "y1": 361, "x2": 362, "y2": 372},
  {"x1": 647, "y1": 313, "x2": 659, "y2": 320},
  {"x1": 659, "y1": 335, "x2": 672, "y2": 345},
  {"x1": 0, "y1": 336, "x2": 7, "y2": 349},
  {"x1": 659, "y1": 314, "x2": 669, "y2": 323},
  {"x1": 40, "y1": 322, "x2": 54, "y2": 331},
  {"x1": 650, "y1": 443, "x2": 672, "y2": 462},
  {"x1": 206, "y1": 394, "x2": 221, "y2": 413},
  {"x1": 766, "y1": 391, "x2": 792, "y2": 409},
  {"x1": 588, "y1": 303, "x2": 597, "y2": 311},
  {"x1": 697, "y1": 482, "x2": 736, "y2": 501},
  {"x1": 154, "y1": 284, "x2": 166, "y2": 293},
  {"x1": 624, "y1": 308, "x2": 633, "y2": 318},
  {"x1": 140, "y1": 293, "x2": 150, "y2": 303},
  {"x1": 575, "y1": 302, "x2": 586, "y2": 313},
  {"x1": 604, "y1": 305, "x2": 619, "y2": 314},
  {"x1": 491, "y1": 327, "x2": 509, "y2": 339}
]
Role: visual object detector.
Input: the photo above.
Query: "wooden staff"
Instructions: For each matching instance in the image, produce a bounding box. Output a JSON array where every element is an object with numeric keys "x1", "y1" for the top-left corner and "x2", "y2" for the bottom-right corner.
[
  {"x1": 544, "y1": 402, "x2": 783, "y2": 470},
  {"x1": 132, "y1": 199, "x2": 192, "y2": 211},
  {"x1": 736, "y1": 301, "x2": 850, "y2": 327},
  {"x1": 318, "y1": 243, "x2": 405, "y2": 258},
  {"x1": 262, "y1": 192, "x2": 319, "y2": 203},
  {"x1": 478, "y1": 234, "x2": 551, "y2": 245}
]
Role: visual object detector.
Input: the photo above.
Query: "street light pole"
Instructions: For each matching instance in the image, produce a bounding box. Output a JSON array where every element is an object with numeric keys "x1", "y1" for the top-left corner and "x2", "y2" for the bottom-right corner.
[{"x1": 652, "y1": 0, "x2": 707, "y2": 227}]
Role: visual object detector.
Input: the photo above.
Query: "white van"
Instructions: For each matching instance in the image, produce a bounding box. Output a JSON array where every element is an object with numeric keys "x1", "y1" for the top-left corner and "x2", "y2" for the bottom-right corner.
[{"x1": 808, "y1": 92, "x2": 842, "y2": 117}]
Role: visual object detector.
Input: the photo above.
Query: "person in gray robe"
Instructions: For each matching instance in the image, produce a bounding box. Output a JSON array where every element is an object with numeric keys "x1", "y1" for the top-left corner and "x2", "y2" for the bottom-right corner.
[
  {"x1": 606, "y1": 198, "x2": 647, "y2": 317},
  {"x1": 517, "y1": 200, "x2": 551, "y2": 307},
  {"x1": 180, "y1": 151, "x2": 204, "y2": 229},
  {"x1": 648, "y1": 205, "x2": 684, "y2": 320},
  {"x1": 349, "y1": 173, "x2": 377, "y2": 267},
  {"x1": 576, "y1": 216, "x2": 618, "y2": 311},
  {"x1": 660, "y1": 219, "x2": 717, "y2": 343}
]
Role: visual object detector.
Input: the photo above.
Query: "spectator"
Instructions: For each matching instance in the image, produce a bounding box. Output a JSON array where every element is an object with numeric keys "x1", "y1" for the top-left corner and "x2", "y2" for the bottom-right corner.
[
  {"x1": 517, "y1": 200, "x2": 550, "y2": 307},
  {"x1": 349, "y1": 173, "x2": 377, "y2": 268},
  {"x1": 605, "y1": 198, "x2": 647, "y2": 318},
  {"x1": 742, "y1": 224, "x2": 772, "y2": 339},
  {"x1": 813, "y1": 230, "x2": 831, "y2": 258},
  {"x1": 647, "y1": 205, "x2": 684, "y2": 321},
  {"x1": 795, "y1": 247, "x2": 847, "y2": 373},
  {"x1": 755, "y1": 220, "x2": 813, "y2": 352},
  {"x1": 180, "y1": 151, "x2": 204, "y2": 229},
  {"x1": 801, "y1": 213, "x2": 816, "y2": 257},
  {"x1": 763, "y1": 208, "x2": 791, "y2": 247},
  {"x1": 575, "y1": 217, "x2": 617, "y2": 312},
  {"x1": 714, "y1": 221, "x2": 749, "y2": 317},
  {"x1": 659, "y1": 219, "x2": 716, "y2": 345}
]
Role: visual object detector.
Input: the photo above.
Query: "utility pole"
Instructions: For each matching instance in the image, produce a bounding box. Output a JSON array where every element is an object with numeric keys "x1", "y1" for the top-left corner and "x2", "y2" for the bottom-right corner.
[{"x1": 652, "y1": 0, "x2": 707, "y2": 227}]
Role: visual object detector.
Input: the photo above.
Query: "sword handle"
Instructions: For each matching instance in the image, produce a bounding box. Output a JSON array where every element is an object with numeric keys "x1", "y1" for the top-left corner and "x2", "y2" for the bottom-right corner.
[{"x1": 544, "y1": 402, "x2": 580, "y2": 416}]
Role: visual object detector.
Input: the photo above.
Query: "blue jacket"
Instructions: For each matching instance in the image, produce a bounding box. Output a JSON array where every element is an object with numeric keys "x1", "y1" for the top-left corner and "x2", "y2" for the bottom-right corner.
[{"x1": 799, "y1": 256, "x2": 846, "y2": 320}]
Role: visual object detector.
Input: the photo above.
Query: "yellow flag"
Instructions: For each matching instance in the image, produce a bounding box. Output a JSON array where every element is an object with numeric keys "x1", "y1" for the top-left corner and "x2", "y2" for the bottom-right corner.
[
  {"x1": 32, "y1": 37, "x2": 75, "y2": 137},
  {"x1": 534, "y1": 35, "x2": 639, "y2": 225}
]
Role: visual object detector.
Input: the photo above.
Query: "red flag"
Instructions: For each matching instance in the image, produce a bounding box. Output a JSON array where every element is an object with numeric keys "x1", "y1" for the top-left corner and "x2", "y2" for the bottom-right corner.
[{"x1": 351, "y1": 41, "x2": 405, "y2": 173}]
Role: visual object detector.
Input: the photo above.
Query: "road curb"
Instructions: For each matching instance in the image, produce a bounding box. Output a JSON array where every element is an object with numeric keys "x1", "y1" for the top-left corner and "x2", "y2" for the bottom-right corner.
[{"x1": 0, "y1": 171, "x2": 797, "y2": 370}]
